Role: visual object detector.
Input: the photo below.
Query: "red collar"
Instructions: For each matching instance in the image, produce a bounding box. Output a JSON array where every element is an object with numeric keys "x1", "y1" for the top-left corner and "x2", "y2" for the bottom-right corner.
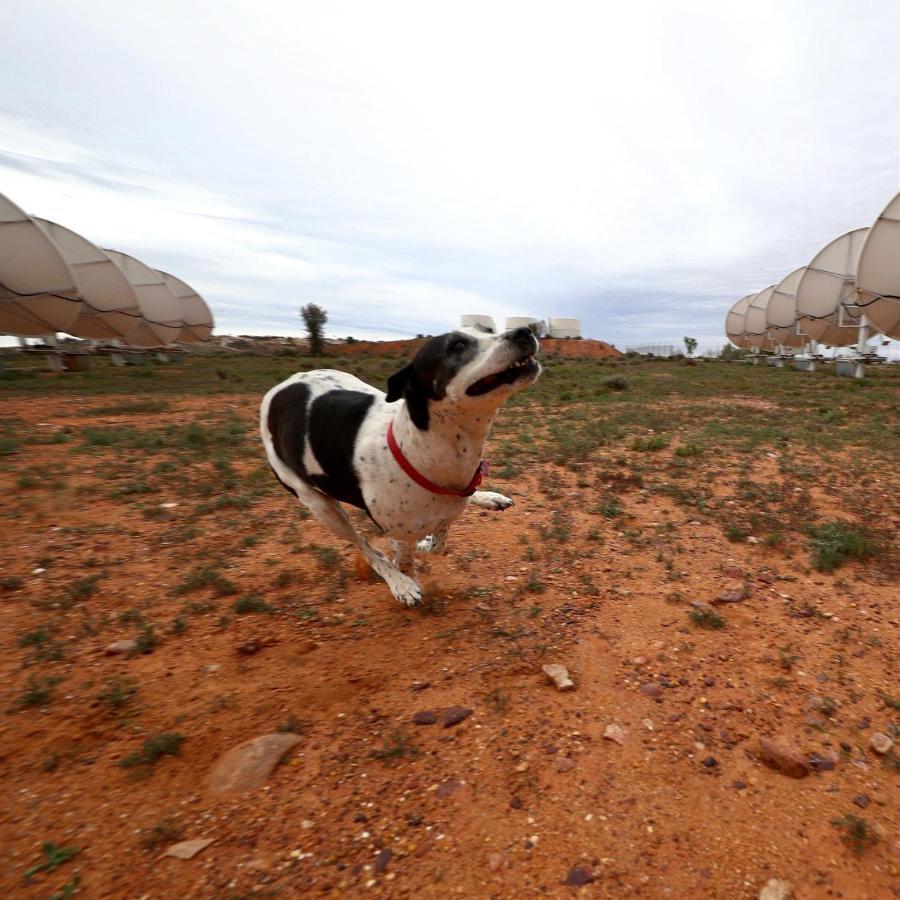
[{"x1": 387, "y1": 420, "x2": 488, "y2": 498}]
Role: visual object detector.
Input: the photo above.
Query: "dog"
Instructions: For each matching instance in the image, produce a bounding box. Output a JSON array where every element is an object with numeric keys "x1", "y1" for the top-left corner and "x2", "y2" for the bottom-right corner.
[{"x1": 260, "y1": 325, "x2": 540, "y2": 606}]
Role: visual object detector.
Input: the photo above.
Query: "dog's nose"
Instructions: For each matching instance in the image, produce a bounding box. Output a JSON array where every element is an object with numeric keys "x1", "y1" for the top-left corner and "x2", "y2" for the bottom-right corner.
[{"x1": 508, "y1": 326, "x2": 537, "y2": 350}]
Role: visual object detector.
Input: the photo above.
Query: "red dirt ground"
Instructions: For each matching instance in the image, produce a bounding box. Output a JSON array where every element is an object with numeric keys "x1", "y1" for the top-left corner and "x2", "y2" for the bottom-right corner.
[{"x1": 0, "y1": 391, "x2": 897, "y2": 899}]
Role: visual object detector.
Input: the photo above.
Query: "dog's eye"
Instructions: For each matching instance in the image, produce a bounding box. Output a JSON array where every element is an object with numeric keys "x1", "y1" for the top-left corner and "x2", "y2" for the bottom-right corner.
[{"x1": 449, "y1": 338, "x2": 467, "y2": 354}]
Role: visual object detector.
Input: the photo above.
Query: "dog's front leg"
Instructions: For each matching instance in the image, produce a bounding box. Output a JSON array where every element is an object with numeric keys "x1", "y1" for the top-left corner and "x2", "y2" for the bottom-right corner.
[
  {"x1": 391, "y1": 538, "x2": 417, "y2": 577},
  {"x1": 417, "y1": 521, "x2": 451, "y2": 554},
  {"x1": 470, "y1": 490, "x2": 513, "y2": 511}
]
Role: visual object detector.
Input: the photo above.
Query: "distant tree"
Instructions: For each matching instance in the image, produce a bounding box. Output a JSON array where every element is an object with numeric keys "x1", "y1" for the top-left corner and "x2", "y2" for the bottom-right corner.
[
  {"x1": 300, "y1": 304, "x2": 328, "y2": 355},
  {"x1": 683, "y1": 336, "x2": 698, "y2": 357},
  {"x1": 345, "y1": 336, "x2": 357, "y2": 344}
]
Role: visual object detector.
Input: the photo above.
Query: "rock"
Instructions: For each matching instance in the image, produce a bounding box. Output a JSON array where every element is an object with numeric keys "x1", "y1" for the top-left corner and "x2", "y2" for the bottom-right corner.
[
  {"x1": 554, "y1": 757, "x2": 575, "y2": 773},
  {"x1": 733, "y1": 780, "x2": 748, "y2": 790},
  {"x1": 435, "y1": 779, "x2": 461, "y2": 799},
  {"x1": 106, "y1": 639, "x2": 138, "y2": 655},
  {"x1": 207, "y1": 733, "x2": 303, "y2": 795},
  {"x1": 603, "y1": 723, "x2": 628, "y2": 746},
  {"x1": 410, "y1": 681, "x2": 431, "y2": 692},
  {"x1": 440, "y1": 706, "x2": 472, "y2": 728},
  {"x1": 703, "y1": 756, "x2": 718, "y2": 768},
  {"x1": 853, "y1": 794, "x2": 870, "y2": 809},
  {"x1": 722, "y1": 560, "x2": 744, "y2": 579},
  {"x1": 202, "y1": 663, "x2": 221, "y2": 674},
  {"x1": 869, "y1": 733, "x2": 894, "y2": 755},
  {"x1": 564, "y1": 863, "x2": 595, "y2": 886},
  {"x1": 542, "y1": 664, "x2": 575, "y2": 691},
  {"x1": 715, "y1": 581, "x2": 748, "y2": 603},
  {"x1": 640, "y1": 683, "x2": 663, "y2": 699},
  {"x1": 488, "y1": 852, "x2": 503, "y2": 872},
  {"x1": 236, "y1": 640, "x2": 262, "y2": 656},
  {"x1": 758, "y1": 878, "x2": 792, "y2": 900},
  {"x1": 758, "y1": 739, "x2": 810, "y2": 778},
  {"x1": 412, "y1": 710, "x2": 438, "y2": 725},
  {"x1": 807, "y1": 752, "x2": 837, "y2": 772},
  {"x1": 509, "y1": 797, "x2": 523, "y2": 809},
  {"x1": 164, "y1": 838, "x2": 214, "y2": 860},
  {"x1": 374, "y1": 848, "x2": 392, "y2": 874}
]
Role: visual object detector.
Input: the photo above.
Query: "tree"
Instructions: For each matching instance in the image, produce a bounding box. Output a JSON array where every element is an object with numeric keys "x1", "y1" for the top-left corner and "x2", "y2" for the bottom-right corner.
[
  {"x1": 683, "y1": 336, "x2": 698, "y2": 357},
  {"x1": 300, "y1": 304, "x2": 328, "y2": 355}
]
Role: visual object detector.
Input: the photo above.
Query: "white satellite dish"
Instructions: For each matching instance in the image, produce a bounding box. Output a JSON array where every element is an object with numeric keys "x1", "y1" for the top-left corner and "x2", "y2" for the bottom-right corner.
[
  {"x1": 794, "y1": 228, "x2": 867, "y2": 347},
  {"x1": 547, "y1": 317, "x2": 582, "y2": 338},
  {"x1": 725, "y1": 293, "x2": 756, "y2": 349},
  {"x1": 32, "y1": 218, "x2": 143, "y2": 340},
  {"x1": 460, "y1": 314, "x2": 497, "y2": 333},
  {"x1": 766, "y1": 267, "x2": 806, "y2": 348},
  {"x1": 157, "y1": 271, "x2": 214, "y2": 342},
  {"x1": 856, "y1": 191, "x2": 900, "y2": 339},
  {"x1": 0, "y1": 192, "x2": 82, "y2": 336},
  {"x1": 103, "y1": 249, "x2": 184, "y2": 346},
  {"x1": 744, "y1": 286, "x2": 776, "y2": 350}
]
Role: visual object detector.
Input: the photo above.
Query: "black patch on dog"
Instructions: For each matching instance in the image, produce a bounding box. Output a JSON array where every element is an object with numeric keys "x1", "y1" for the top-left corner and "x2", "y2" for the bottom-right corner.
[
  {"x1": 268, "y1": 381, "x2": 312, "y2": 481},
  {"x1": 307, "y1": 390, "x2": 375, "y2": 510},
  {"x1": 386, "y1": 332, "x2": 478, "y2": 430}
]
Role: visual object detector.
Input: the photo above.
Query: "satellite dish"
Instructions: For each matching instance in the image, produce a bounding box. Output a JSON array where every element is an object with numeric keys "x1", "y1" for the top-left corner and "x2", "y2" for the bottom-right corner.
[
  {"x1": 32, "y1": 218, "x2": 143, "y2": 340},
  {"x1": 460, "y1": 314, "x2": 497, "y2": 333},
  {"x1": 102, "y1": 249, "x2": 184, "y2": 346},
  {"x1": 0, "y1": 192, "x2": 82, "y2": 336},
  {"x1": 795, "y1": 228, "x2": 867, "y2": 346},
  {"x1": 766, "y1": 267, "x2": 806, "y2": 348},
  {"x1": 744, "y1": 286, "x2": 776, "y2": 350},
  {"x1": 725, "y1": 293, "x2": 756, "y2": 348},
  {"x1": 547, "y1": 318, "x2": 582, "y2": 338},
  {"x1": 157, "y1": 271, "x2": 214, "y2": 341},
  {"x1": 856, "y1": 191, "x2": 900, "y2": 339}
]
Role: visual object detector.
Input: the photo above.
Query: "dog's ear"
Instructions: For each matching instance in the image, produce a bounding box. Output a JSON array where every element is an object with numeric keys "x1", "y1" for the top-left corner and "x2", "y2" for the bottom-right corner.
[
  {"x1": 386, "y1": 363, "x2": 431, "y2": 430},
  {"x1": 386, "y1": 364, "x2": 412, "y2": 403}
]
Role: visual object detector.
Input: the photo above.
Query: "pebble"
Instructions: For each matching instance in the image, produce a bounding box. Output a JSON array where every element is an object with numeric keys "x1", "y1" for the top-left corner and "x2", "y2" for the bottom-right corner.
[
  {"x1": 603, "y1": 723, "x2": 628, "y2": 746},
  {"x1": 488, "y1": 852, "x2": 503, "y2": 872},
  {"x1": 436, "y1": 779, "x2": 461, "y2": 799},
  {"x1": 564, "y1": 863, "x2": 595, "y2": 886},
  {"x1": 758, "y1": 738, "x2": 810, "y2": 778},
  {"x1": 412, "y1": 710, "x2": 438, "y2": 726},
  {"x1": 853, "y1": 794, "x2": 870, "y2": 809},
  {"x1": 703, "y1": 756, "x2": 718, "y2": 768},
  {"x1": 715, "y1": 581, "x2": 748, "y2": 603},
  {"x1": 640, "y1": 683, "x2": 663, "y2": 700},
  {"x1": 105, "y1": 639, "x2": 138, "y2": 655},
  {"x1": 440, "y1": 706, "x2": 472, "y2": 728},
  {"x1": 869, "y1": 733, "x2": 894, "y2": 755},
  {"x1": 206, "y1": 733, "x2": 303, "y2": 795},
  {"x1": 374, "y1": 848, "x2": 392, "y2": 874},
  {"x1": 554, "y1": 757, "x2": 575, "y2": 773},
  {"x1": 758, "y1": 878, "x2": 792, "y2": 900},
  {"x1": 164, "y1": 838, "x2": 215, "y2": 860},
  {"x1": 236, "y1": 640, "x2": 262, "y2": 656},
  {"x1": 807, "y1": 752, "x2": 837, "y2": 773},
  {"x1": 542, "y1": 664, "x2": 575, "y2": 691}
]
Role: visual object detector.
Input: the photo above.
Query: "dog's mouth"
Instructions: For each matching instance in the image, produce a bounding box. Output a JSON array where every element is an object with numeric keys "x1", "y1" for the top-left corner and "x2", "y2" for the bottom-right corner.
[{"x1": 465, "y1": 353, "x2": 540, "y2": 396}]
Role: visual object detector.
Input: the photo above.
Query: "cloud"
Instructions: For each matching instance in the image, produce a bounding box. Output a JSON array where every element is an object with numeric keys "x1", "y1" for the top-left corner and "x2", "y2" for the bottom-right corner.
[{"x1": 0, "y1": 0, "x2": 897, "y2": 352}]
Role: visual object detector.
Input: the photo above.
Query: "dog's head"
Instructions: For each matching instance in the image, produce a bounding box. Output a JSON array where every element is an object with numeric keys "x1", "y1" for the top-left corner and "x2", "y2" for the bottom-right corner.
[{"x1": 386, "y1": 326, "x2": 541, "y2": 429}]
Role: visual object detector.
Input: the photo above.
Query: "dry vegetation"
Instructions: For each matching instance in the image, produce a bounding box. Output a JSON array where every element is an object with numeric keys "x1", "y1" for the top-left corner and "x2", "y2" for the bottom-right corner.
[{"x1": 0, "y1": 348, "x2": 897, "y2": 898}]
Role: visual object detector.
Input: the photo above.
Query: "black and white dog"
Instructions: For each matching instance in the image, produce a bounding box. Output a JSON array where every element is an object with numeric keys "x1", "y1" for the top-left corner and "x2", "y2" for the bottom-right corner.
[{"x1": 260, "y1": 326, "x2": 540, "y2": 606}]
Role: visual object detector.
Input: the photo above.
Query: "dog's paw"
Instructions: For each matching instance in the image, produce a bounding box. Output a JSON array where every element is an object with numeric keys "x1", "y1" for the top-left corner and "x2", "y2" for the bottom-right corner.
[
  {"x1": 472, "y1": 490, "x2": 514, "y2": 511},
  {"x1": 388, "y1": 572, "x2": 423, "y2": 607}
]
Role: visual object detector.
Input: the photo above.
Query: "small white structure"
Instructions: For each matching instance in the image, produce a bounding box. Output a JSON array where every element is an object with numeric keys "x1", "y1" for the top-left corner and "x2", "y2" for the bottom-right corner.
[
  {"x1": 505, "y1": 316, "x2": 541, "y2": 332},
  {"x1": 547, "y1": 317, "x2": 582, "y2": 338},
  {"x1": 460, "y1": 314, "x2": 497, "y2": 333}
]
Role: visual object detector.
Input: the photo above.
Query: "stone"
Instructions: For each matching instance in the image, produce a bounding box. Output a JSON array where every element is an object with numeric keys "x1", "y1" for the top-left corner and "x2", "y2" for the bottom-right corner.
[
  {"x1": 440, "y1": 706, "x2": 472, "y2": 728},
  {"x1": 807, "y1": 752, "x2": 837, "y2": 772},
  {"x1": 603, "y1": 723, "x2": 628, "y2": 746},
  {"x1": 164, "y1": 838, "x2": 215, "y2": 860},
  {"x1": 412, "y1": 710, "x2": 438, "y2": 725},
  {"x1": 207, "y1": 733, "x2": 303, "y2": 795},
  {"x1": 758, "y1": 878, "x2": 792, "y2": 900},
  {"x1": 869, "y1": 733, "x2": 894, "y2": 755},
  {"x1": 758, "y1": 738, "x2": 810, "y2": 778},
  {"x1": 105, "y1": 639, "x2": 138, "y2": 655},
  {"x1": 236, "y1": 640, "x2": 262, "y2": 656},
  {"x1": 435, "y1": 779, "x2": 461, "y2": 799},
  {"x1": 375, "y1": 848, "x2": 392, "y2": 874},
  {"x1": 554, "y1": 757, "x2": 575, "y2": 773},
  {"x1": 853, "y1": 794, "x2": 870, "y2": 809},
  {"x1": 640, "y1": 683, "x2": 663, "y2": 699},
  {"x1": 543, "y1": 664, "x2": 575, "y2": 691},
  {"x1": 715, "y1": 581, "x2": 748, "y2": 603},
  {"x1": 488, "y1": 852, "x2": 503, "y2": 872},
  {"x1": 564, "y1": 863, "x2": 595, "y2": 886}
]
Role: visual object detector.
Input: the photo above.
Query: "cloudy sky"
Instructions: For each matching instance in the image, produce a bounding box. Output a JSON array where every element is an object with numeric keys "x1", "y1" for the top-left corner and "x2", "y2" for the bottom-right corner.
[{"x1": 2, "y1": 0, "x2": 898, "y2": 350}]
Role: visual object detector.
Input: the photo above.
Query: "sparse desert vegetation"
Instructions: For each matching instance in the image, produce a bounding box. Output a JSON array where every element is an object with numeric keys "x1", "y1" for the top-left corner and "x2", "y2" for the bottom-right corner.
[{"x1": 0, "y1": 348, "x2": 897, "y2": 898}]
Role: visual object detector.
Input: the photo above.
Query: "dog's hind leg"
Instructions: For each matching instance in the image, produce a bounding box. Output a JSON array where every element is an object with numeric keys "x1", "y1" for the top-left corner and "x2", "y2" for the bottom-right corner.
[
  {"x1": 391, "y1": 539, "x2": 417, "y2": 576},
  {"x1": 294, "y1": 484, "x2": 422, "y2": 607},
  {"x1": 470, "y1": 491, "x2": 513, "y2": 511},
  {"x1": 416, "y1": 521, "x2": 451, "y2": 554}
]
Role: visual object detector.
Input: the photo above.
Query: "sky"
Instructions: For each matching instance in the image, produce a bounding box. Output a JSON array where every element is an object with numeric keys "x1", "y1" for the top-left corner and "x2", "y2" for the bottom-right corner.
[{"x1": 1, "y1": 0, "x2": 898, "y2": 351}]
